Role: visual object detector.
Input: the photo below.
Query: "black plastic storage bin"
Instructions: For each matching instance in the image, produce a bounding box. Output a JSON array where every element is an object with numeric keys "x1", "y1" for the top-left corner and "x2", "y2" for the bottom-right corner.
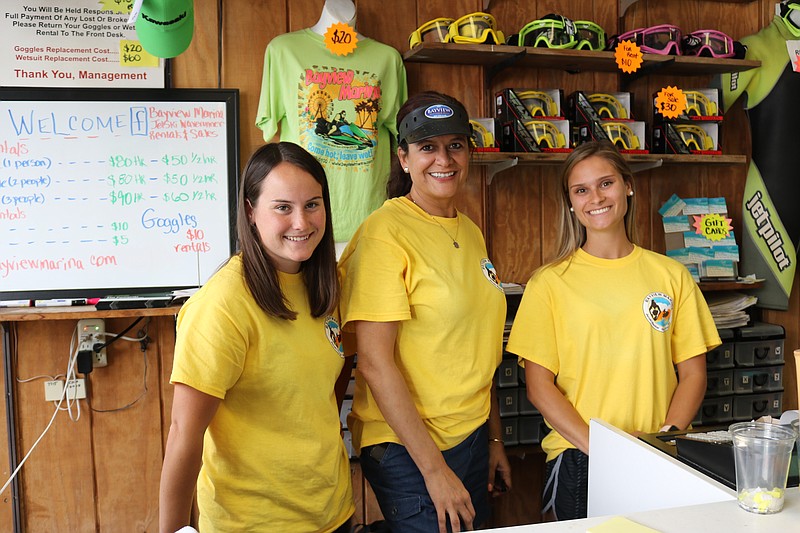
[{"x1": 733, "y1": 322, "x2": 785, "y2": 367}]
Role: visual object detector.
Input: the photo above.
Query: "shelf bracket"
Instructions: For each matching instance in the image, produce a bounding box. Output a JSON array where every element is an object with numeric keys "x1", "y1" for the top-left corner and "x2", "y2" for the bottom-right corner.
[
  {"x1": 619, "y1": 0, "x2": 640, "y2": 17},
  {"x1": 485, "y1": 49, "x2": 526, "y2": 86},
  {"x1": 630, "y1": 158, "x2": 663, "y2": 173},
  {"x1": 485, "y1": 157, "x2": 518, "y2": 185}
]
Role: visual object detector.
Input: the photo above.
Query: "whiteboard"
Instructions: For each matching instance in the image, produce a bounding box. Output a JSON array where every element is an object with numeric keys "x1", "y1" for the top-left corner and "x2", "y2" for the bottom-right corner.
[{"x1": 0, "y1": 88, "x2": 239, "y2": 300}]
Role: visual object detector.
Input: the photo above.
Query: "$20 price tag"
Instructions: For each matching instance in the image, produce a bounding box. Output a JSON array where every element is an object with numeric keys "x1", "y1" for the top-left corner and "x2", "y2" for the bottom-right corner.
[{"x1": 324, "y1": 22, "x2": 358, "y2": 56}]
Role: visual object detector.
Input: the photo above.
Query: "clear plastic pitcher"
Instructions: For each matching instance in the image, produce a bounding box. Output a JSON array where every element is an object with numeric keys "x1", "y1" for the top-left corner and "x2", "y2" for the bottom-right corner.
[{"x1": 729, "y1": 421, "x2": 797, "y2": 514}]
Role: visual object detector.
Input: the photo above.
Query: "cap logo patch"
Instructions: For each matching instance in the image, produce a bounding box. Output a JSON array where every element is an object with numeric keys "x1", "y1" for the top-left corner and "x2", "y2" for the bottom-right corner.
[{"x1": 424, "y1": 105, "x2": 454, "y2": 119}]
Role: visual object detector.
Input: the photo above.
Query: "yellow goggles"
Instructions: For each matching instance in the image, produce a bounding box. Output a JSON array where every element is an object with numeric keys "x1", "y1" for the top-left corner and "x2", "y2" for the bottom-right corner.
[
  {"x1": 469, "y1": 120, "x2": 495, "y2": 148},
  {"x1": 517, "y1": 90, "x2": 559, "y2": 117},
  {"x1": 587, "y1": 93, "x2": 628, "y2": 119},
  {"x1": 446, "y1": 12, "x2": 505, "y2": 45},
  {"x1": 602, "y1": 122, "x2": 640, "y2": 150},
  {"x1": 409, "y1": 18, "x2": 455, "y2": 49},
  {"x1": 684, "y1": 91, "x2": 718, "y2": 117},
  {"x1": 524, "y1": 120, "x2": 567, "y2": 149},
  {"x1": 674, "y1": 124, "x2": 714, "y2": 151}
]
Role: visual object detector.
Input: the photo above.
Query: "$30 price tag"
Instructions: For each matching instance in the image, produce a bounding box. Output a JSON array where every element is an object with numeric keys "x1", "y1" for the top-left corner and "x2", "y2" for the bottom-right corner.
[{"x1": 655, "y1": 86, "x2": 687, "y2": 119}]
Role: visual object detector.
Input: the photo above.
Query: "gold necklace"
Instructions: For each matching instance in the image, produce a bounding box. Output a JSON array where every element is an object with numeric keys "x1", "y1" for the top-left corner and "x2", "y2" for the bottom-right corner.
[{"x1": 408, "y1": 194, "x2": 460, "y2": 249}]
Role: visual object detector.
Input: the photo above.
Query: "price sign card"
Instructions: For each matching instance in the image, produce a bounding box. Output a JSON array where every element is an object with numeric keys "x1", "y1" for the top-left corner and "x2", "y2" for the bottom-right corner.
[{"x1": 0, "y1": 0, "x2": 165, "y2": 88}]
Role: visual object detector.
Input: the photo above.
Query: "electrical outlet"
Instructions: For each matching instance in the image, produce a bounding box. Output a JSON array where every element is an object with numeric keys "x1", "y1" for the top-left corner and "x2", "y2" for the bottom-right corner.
[
  {"x1": 77, "y1": 318, "x2": 107, "y2": 367},
  {"x1": 43, "y1": 379, "x2": 86, "y2": 401}
]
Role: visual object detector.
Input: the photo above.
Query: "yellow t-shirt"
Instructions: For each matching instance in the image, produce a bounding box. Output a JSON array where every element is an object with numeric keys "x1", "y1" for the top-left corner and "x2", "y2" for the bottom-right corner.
[
  {"x1": 339, "y1": 197, "x2": 506, "y2": 452},
  {"x1": 171, "y1": 255, "x2": 353, "y2": 532},
  {"x1": 506, "y1": 247, "x2": 721, "y2": 462}
]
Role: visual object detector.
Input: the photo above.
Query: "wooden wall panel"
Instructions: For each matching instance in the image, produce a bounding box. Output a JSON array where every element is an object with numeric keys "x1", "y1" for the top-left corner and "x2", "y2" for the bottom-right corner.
[
  {"x1": 357, "y1": 0, "x2": 413, "y2": 53},
  {"x1": 6, "y1": 314, "x2": 177, "y2": 533},
  {"x1": 170, "y1": 0, "x2": 219, "y2": 89},
  {"x1": 158, "y1": 316, "x2": 177, "y2": 451},
  {"x1": 14, "y1": 319, "x2": 96, "y2": 532},
  {"x1": 224, "y1": 0, "x2": 291, "y2": 160},
  {"x1": 91, "y1": 317, "x2": 167, "y2": 531},
  {"x1": 0, "y1": 326, "x2": 14, "y2": 531}
]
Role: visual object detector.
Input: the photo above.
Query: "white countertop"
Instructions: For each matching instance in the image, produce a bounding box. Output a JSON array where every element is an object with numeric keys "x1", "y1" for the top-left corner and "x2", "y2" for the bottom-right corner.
[
  {"x1": 481, "y1": 419, "x2": 798, "y2": 532},
  {"x1": 481, "y1": 488, "x2": 799, "y2": 532}
]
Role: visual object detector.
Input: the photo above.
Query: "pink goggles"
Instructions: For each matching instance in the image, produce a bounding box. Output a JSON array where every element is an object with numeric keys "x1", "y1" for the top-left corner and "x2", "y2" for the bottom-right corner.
[
  {"x1": 681, "y1": 29, "x2": 735, "y2": 58},
  {"x1": 611, "y1": 24, "x2": 682, "y2": 55}
]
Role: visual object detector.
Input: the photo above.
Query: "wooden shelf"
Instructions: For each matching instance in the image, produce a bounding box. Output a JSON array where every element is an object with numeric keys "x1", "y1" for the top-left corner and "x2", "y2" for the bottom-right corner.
[
  {"x1": 403, "y1": 43, "x2": 761, "y2": 76},
  {"x1": 698, "y1": 280, "x2": 763, "y2": 292},
  {"x1": 0, "y1": 305, "x2": 181, "y2": 322},
  {"x1": 474, "y1": 152, "x2": 747, "y2": 166},
  {"x1": 474, "y1": 152, "x2": 748, "y2": 182}
]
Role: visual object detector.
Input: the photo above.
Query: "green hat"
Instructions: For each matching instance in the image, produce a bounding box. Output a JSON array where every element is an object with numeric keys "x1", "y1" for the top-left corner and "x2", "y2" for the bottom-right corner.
[{"x1": 135, "y1": 0, "x2": 194, "y2": 58}]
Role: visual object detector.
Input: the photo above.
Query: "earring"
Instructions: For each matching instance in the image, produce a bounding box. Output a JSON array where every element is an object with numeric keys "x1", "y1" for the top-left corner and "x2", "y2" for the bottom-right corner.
[
  {"x1": 569, "y1": 207, "x2": 574, "y2": 212},
  {"x1": 403, "y1": 167, "x2": 409, "y2": 173},
  {"x1": 628, "y1": 190, "x2": 634, "y2": 196}
]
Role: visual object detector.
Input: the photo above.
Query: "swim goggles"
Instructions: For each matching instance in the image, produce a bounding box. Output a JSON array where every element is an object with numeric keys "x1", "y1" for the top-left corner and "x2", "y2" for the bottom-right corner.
[
  {"x1": 446, "y1": 12, "x2": 505, "y2": 45},
  {"x1": 409, "y1": 18, "x2": 455, "y2": 48},
  {"x1": 518, "y1": 14, "x2": 578, "y2": 49},
  {"x1": 587, "y1": 93, "x2": 628, "y2": 119},
  {"x1": 674, "y1": 124, "x2": 714, "y2": 151},
  {"x1": 684, "y1": 91, "x2": 718, "y2": 117},
  {"x1": 469, "y1": 120, "x2": 495, "y2": 149},
  {"x1": 517, "y1": 90, "x2": 559, "y2": 117},
  {"x1": 601, "y1": 122, "x2": 640, "y2": 150},
  {"x1": 574, "y1": 20, "x2": 606, "y2": 51},
  {"x1": 779, "y1": 2, "x2": 800, "y2": 38},
  {"x1": 523, "y1": 120, "x2": 567, "y2": 149},
  {"x1": 681, "y1": 29, "x2": 735, "y2": 58},
  {"x1": 518, "y1": 15, "x2": 606, "y2": 51},
  {"x1": 609, "y1": 24, "x2": 683, "y2": 55}
]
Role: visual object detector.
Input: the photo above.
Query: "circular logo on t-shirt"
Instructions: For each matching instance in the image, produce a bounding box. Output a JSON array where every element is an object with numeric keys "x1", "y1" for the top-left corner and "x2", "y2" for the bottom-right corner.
[
  {"x1": 324, "y1": 315, "x2": 344, "y2": 358},
  {"x1": 642, "y1": 292, "x2": 673, "y2": 332},
  {"x1": 481, "y1": 258, "x2": 503, "y2": 292}
]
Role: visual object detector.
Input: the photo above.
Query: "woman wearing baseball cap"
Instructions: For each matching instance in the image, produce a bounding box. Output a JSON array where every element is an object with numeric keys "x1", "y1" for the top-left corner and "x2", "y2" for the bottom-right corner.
[{"x1": 338, "y1": 92, "x2": 511, "y2": 532}]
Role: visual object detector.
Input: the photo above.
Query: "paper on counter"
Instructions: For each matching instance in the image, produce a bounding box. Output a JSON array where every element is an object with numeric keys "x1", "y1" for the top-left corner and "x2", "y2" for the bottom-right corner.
[{"x1": 586, "y1": 516, "x2": 660, "y2": 533}]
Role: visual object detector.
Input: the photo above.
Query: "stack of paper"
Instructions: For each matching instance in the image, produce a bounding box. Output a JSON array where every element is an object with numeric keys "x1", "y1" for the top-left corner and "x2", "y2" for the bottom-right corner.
[{"x1": 704, "y1": 291, "x2": 758, "y2": 329}]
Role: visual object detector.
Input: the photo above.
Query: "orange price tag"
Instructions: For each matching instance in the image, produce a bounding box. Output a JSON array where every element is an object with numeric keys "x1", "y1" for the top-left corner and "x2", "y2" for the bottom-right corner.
[
  {"x1": 614, "y1": 40, "x2": 642, "y2": 74},
  {"x1": 655, "y1": 86, "x2": 687, "y2": 119},
  {"x1": 693, "y1": 213, "x2": 733, "y2": 242},
  {"x1": 324, "y1": 22, "x2": 358, "y2": 56}
]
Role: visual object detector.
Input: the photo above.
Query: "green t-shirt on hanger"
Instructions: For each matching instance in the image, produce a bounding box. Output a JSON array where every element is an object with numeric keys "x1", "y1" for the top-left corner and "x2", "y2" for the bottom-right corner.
[{"x1": 256, "y1": 29, "x2": 408, "y2": 242}]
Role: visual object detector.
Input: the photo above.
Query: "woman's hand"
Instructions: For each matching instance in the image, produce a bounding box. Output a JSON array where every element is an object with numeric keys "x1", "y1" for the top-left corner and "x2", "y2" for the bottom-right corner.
[
  {"x1": 423, "y1": 465, "x2": 475, "y2": 532},
  {"x1": 354, "y1": 320, "x2": 475, "y2": 532},
  {"x1": 488, "y1": 441, "x2": 512, "y2": 497}
]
